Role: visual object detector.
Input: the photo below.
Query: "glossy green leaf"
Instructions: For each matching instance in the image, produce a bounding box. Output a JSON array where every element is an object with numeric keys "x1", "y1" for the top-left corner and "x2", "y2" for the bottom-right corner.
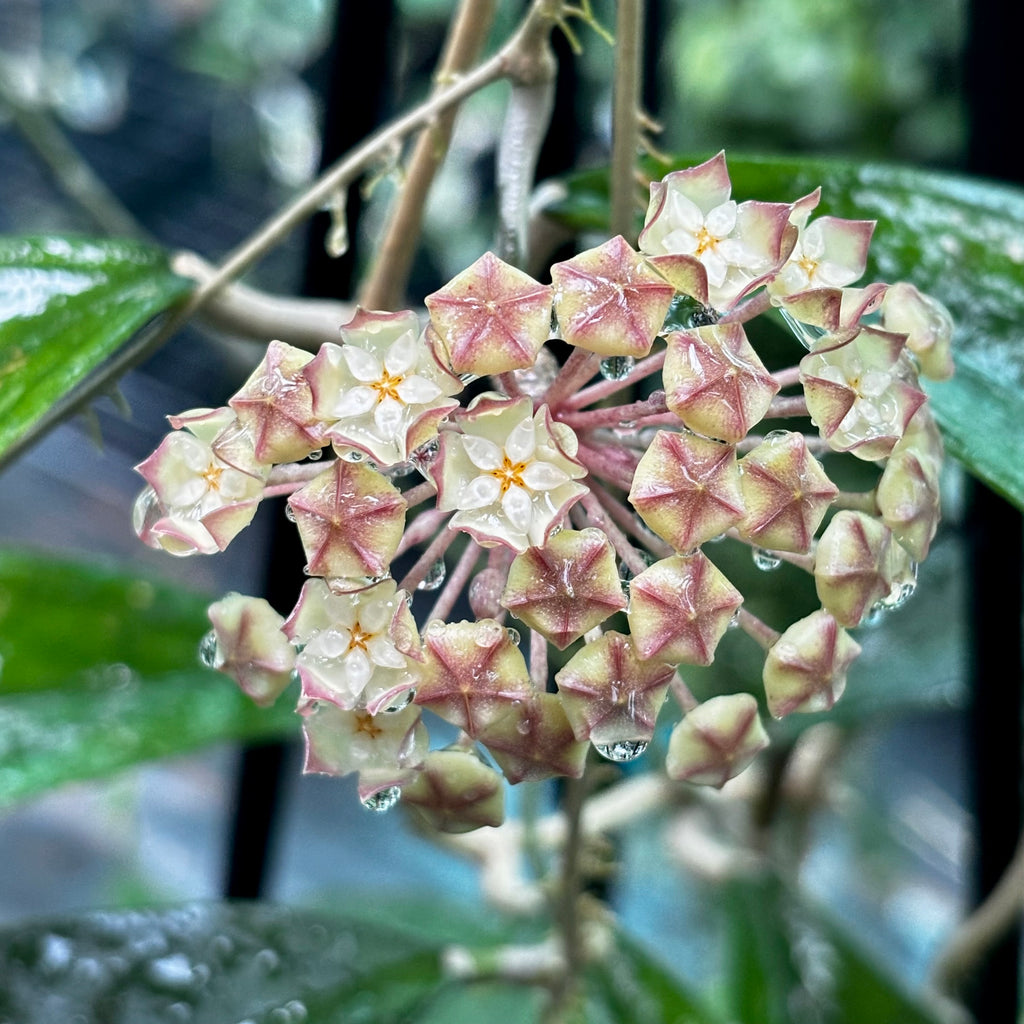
[
  {"x1": 0, "y1": 235, "x2": 193, "y2": 468},
  {"x1": 545, "y1": 156, "x2": 1024, "y2": 509},
  {"x1": 714, "y1": 874, "x2": 945, "y2": 1024},
  {"x1": 0, "y1": 902, "x2": 442, "y2": 1024},
  {"x1": 0, "y1": 548, "x2": 296, "y2": 807},
  {"x1": 719, "y1": 875, "x2": 803, "y2": 1024},
  {"x1": 586, "y1": 930, "x2": 723, "y2": 1024},
  {"x1": 0, "y1": 899, "x2": 717, "y2": 1024}
]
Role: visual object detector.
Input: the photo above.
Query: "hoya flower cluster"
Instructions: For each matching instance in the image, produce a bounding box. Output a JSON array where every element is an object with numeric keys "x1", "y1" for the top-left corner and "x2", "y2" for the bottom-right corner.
[{"x1": 135, "y1": 152, "x2": 952, "y2": 831}]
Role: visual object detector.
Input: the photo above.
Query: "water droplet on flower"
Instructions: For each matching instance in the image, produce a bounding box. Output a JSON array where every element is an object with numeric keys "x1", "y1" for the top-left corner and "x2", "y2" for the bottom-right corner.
[
  {"x1": 727, "y1": 608, "x2": 742, "y2": 629},
  {"x1": 506, "y1": 627, "x2": 521, "y2": 646},
  {"x1": 302, "y1": 564, "x2": 313, "y2": 576},
  {"x1": 595, "y1": 739, "x2": 648, "y2": 762},
  {"x1": 752, "y1": 548, "x2": 782, "y2": 572},
  {"x1": 284, "y1": 504, "x2": 297, "y2": 523},
  {"x1": 382, "y1": 689, "x2": 415, "y2": 713},
  {"x1": 340, "y1": 449, "x2": 365, "y2": 462},
  {"x1": 362, "y1": 786, "x2": 401, "y2": 813},
  {"x1": 877, "y1": 568, "x2": 918, "y2": 610},
  {"x1": 411, "y1": 438, "x2": 439, "y2": 477},
  {"x1": 307, "y1": 447, "x2": 323, "y2": 461},
  {"x1": 513, "y1": 347, "x2": 559, "y2": 399},
  {"x1": 599, "y1": 355, "x2": 636, "y2": 381},
  {"x1": 290, "y1": 668, "x2": 302, "y2": 687},
  {"x1": 383, "y1": 460, "x2": 415, "y2": 480},
  {"x1": 417, "y1": 559, "x2": 446, "y2": 591},
  {"x1": 198, "y1": 631, "x2": 220, "y2": 669},
  {"x1": 762, "y1": 429, "x2": 790, "y2": 443},
  {"x1": 474, "y1": 620, "x2": 507, "y2": 647},
  {"x1": 458, "y1": 372, "x2": 479, "y2": 385}
]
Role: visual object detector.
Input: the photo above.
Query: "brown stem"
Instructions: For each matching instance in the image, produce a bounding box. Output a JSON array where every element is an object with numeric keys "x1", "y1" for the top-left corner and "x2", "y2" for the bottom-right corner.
[
  {"x1": 0, "y1": 1, "x2": 566, "y2": 475},
  {"x1": 172, "y1": 252, "x2": 353, "y2": 349},
  {"x1": 609, "y1": 0, "x2": 643, "y2": 240},
  {"x1": 358, "y1": 0, "x2": 498, "y2": 310},
  {"x1": 932, "y1": 830, "x2": 1024, "y2": 997},
  {"x1": 543, "y1": 759, "x2": 592, "y2": 1023}
]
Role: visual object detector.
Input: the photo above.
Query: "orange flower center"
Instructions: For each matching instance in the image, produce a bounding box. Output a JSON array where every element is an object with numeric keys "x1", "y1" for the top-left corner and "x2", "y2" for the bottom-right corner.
[
  {"x1": 371, "y1": 370, "x2": 404, "y2": 403},
  {"x1": 354, "y1": 712, "x2": 382, "y2": 738},
  {"x1": 797, "y1": 254, "x2": 819, "y2": 279},
  {"x1": 490, "y1": 454, "x2": 528, "y2": 494},
  {"x1": 694, "y1": 225, "x2": 720, "y2": 257},
  {"x1": 347, "y1": 622, "x2": 372, "y2": 652},
  {"x1": 201, "y1": 463, "x2": 224, "y2": 491}
]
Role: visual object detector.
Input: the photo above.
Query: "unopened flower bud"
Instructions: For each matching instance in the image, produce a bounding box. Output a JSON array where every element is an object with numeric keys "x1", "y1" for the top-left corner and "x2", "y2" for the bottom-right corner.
[
  {"x1": 425, "y1": 252, "x2": 552, "y2": 376},
  {"x1": 402, "y1": 748, "x2": 505, "y2": 833},
  {"x1": 814, "y1": 510, "x2": 911, "y2": 626},
  {"x1": 762, "y1": 610, "x2": 861, "y2": 718},
  {"x1": 665, "y1": 693, "x2": 769, "y2": 788},
  {"x1": 550, "y1": 235, "x2": 674, "y2": 357},
  {"x1": 207, "y1": 593, "x2": 295, "y2": 706},
  {"x1": 880, "y1": 282, "x2": 955, "y2": 381}
]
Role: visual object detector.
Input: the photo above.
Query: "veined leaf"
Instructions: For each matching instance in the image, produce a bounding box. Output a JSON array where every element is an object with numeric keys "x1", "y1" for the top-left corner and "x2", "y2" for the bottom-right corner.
[{"x1": 0, "y1": 235, "x2": 193, "y2": 468}]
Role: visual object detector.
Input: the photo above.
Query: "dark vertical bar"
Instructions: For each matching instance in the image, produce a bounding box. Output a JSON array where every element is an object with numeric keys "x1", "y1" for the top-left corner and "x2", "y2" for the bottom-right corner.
[
  {"x1": 963, "y1": 0, "x2": 1024, "y2": 1015},
  {"x1": 302, "y1": 0, "x2": 396, "y2": 300},
  {"x1": 223, "y1": 0, "x2": 396, "y2": 900}
]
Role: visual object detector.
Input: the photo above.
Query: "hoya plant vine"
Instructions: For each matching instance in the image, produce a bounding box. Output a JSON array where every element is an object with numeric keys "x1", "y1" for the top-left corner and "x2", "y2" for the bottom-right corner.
[{"x1": 134, "y1": 148, "x2": 953, "y2": 820}]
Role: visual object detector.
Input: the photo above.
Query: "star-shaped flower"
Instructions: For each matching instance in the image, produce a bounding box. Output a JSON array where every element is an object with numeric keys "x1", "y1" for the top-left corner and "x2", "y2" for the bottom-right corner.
[
  {"x1": 801, "y1": 327, "x2": 927, "y2": 461},
  {"x1": 629, "y1": 431, "x2": 745, "y2": 551},
  {"x1": 434, "y1": 395, "x2": 588, "y2": 552},
  {"x1": 306, "y1": 308, "x2": 462, "y2": 466},
  {"x1": 284, "y1": 577, "x2": 421, "y2": 711},
  {"x1": 769, "y1": 215, "x2": 875, "y2": 297},
  {"x1": 134, "y1": 407, "x2": 268, "y2": 556},
  {"x1": 638, "y1": 151, "x2": 792, "y2": 311},
  {"x1": 288, "y1": 459, "x2": 407, "y2": 580},
  {"x1": 424, "y1": 252, "x2": 553, "y2": 376},
  {"x1": 301, "y1": 701, "x2": 428, "y2": 802},
  {"x1": 663, "y1": 324, "x2": 779, "y2": 443},
  {"x1": 501, "y1": 528, "x2": 626, "y2": 649},
  {"x1": 550, "y1": 235, "x2": 675, "y2": 357}
]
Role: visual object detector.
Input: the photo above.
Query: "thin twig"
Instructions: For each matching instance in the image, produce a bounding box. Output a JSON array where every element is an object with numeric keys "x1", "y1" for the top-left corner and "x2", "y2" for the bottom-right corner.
[
  {"x1": 608, "y1": 0, "x2": 643, "y2": 240},
  {"x1": 358, "y1": 0, "x2": 498, "y2": 309},
  {"x1": 931, "y1": 830, "x2": 1024, "y2": 997},
  {"x1": 0, "y1": 0, "x2": 564, "y2": 474}
]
